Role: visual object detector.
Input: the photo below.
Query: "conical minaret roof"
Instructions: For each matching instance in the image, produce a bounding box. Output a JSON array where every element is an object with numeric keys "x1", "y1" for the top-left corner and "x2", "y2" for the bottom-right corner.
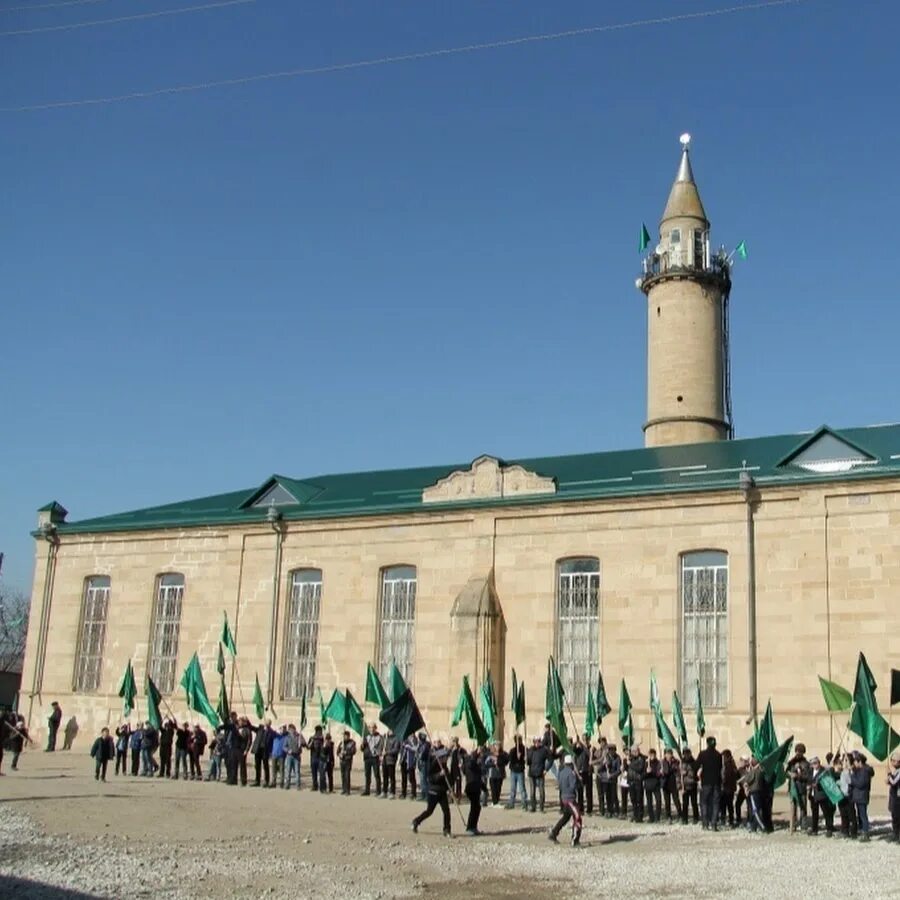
[{"x1": 661, "y1": 136, "x2": 708, "y2": 225}]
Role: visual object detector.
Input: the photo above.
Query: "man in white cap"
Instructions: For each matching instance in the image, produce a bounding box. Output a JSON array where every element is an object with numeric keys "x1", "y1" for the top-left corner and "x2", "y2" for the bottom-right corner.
[{"x1": 548, "y1": 754, "x2": 582, "y2": 846}]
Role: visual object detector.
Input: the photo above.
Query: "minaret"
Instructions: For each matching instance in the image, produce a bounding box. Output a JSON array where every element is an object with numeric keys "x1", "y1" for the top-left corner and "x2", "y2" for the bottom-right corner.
[{"x1": 639, "y1": 134, "x2": 732, "y2": 447}]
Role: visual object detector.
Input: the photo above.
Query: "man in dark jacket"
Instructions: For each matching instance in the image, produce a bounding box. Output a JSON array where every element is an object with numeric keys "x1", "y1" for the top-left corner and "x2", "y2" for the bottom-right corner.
[
  {"x1": 129, "y1": 724, "x2": 143, "y2": 776},
  {"x1": 338, "y1": 730, "x2": 357, "y2": 794},
  {"x1": 174, "y1": 721, "x2": 191, "y2": 780},
  {"x1": 575, "y1": 735, "x2": 593, "y2": 814},
  {"x1": 190, "y1": 724, "x2": 207, "y2": 780},
  {"x1": 464, "y1": 747, "x2": 483, "y2": 835},
  {"x1": 382, "y1": 730, "x2": 401, "y2": 798},
  {"x1": 140, "y1": 724, "x2": 159, "y2": 776},
  {"x1": 363, "y1": 724, "x2": 384, "y2": 796},
  {"x1": 507, "y1": 735, "x2": 527, "y2": 810},
  {"x1": 322, "y1": 732, "x2": 335, "y2": 792},
  {"x1": 251, "y1": 720, "x2": 275, "y2": 787},
  {"x1": 679, "y1": 748, "x2": 699, "y2": 824},
  {"x1": 850, "y1": 752, "x2": 875, "y2": 841},
  {"x1": 158, "y1": 719, "x2": 175, "y2": 778},
  {"x1": 787, "y1": 743, "x2": 812, "y2": 833},
  {"x1": 114, "y1": 725, "x2": 130, "y2": 776},
  {"x1": 627, "y1": 747, "x2": 647, "y2": 822},
  {"x1": 412, "y1": 741, "x2": 451, "y2": 837},
  {"x1": 807, "y1": 756, "x2": 835, "y2": 836},
  {"x1": 46, "y1": 702, "x2": 62, "y2": 752},
  {"x1": 307, "y1": 725, "x2": 326, "y2": 791},
  {"x1": 644, "y1": 748, "x2": 662, "y2": 823},
  {"x1": 661, "y1": 748, "x2": 682, "y2": 823},
  {"x1": 527, "y1": 736, "x2": 550, "y2": 813},
  {"x1": 696, "y1": 736, "x2": 723, "y2": 831},
  {"x1": 221, "y1": 712, "x2": 242, "y2": 786},
  {"x1": 90, "y1": 728, "x2": 116, "y2": 782}
]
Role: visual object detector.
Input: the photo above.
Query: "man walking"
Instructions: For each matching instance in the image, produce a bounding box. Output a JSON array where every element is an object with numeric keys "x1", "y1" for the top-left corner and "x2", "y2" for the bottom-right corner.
[
  {"x1": 45, "y1": 702, "x2": 62, "y2": 752},
  {"x1": 412, "y1": 739, "x2": 452, "y2": 837},
  {"x1": 90, "y1": 728, "x2": 115, "y2": 782},
  {"x1": 548, "y1": 755, "x2": 582, "y2": 846},
  {"x1": 696, "y1": 736, "x2": 723, "y2": 831},
  {"x1": 464, "y1": 746, "x2": 483, "y2": 836}
]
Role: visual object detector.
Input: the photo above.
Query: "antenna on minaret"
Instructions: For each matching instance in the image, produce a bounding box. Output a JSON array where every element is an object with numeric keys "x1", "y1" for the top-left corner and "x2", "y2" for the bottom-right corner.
[{"x1": 679, "y1": 132, "x2": 691, "y2": 148}]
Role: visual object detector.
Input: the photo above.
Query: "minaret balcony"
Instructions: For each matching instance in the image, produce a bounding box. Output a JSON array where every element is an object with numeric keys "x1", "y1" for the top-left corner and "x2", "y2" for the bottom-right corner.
[{"x1": 639, "y1": 252, "x2": 731, "y2": 295}]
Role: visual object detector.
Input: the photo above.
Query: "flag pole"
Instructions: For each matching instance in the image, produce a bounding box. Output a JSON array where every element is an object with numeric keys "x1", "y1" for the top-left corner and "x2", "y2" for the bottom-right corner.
[{"x1": 230, "y1": 655, "x2": 249, "y2": 713}]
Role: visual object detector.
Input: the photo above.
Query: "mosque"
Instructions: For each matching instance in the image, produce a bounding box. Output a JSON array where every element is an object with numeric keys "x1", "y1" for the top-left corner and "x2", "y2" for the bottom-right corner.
[{"x1": 22, "y1": 138, "x2": 900, "y2": 752}]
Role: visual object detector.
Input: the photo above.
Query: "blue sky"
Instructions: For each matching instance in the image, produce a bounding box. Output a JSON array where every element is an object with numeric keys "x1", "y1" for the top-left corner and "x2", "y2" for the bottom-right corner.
[{"x1": 1, "y1": 0, "x2": 898, "y2": 594}]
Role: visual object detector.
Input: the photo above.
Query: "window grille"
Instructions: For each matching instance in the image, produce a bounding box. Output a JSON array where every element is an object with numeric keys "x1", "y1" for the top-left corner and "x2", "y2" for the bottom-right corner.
[
  {"x1": 556, "y1": 558, "x2": 600, "y2": 703},
  {"x1": 73, "y1": 576, "x2": 110, "y2": 692},
  {"x1": 147, "y1": 573, "x2": 185, "y2": 693},
  {"x1": 378, "y1": 565, "x2": 416, "y2": 686},
  {"x1": 282, "y1": 569, "x2": 322, "y2": 700},
  {"x1": 681, "y1": 551, "x2": 728, "y2": 708}
]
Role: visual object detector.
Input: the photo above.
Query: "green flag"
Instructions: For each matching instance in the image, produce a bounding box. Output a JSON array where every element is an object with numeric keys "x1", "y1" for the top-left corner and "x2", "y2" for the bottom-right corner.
[
  {"x1": 892, "y1": 669, "x2": 900, "y2": 707},
  {"x1": 595, "y1": 671, "x2": 612, "y2": 723},
  {"x1": 179, "y1": 653, "x2": 219, "y2": 729},
  {"x1": 480, "y1": 682, "x2": 496, "y2": 741},
  {"x1": 511, "y1": 669, "x2": 519, "y2": 714},
  {"x1": 317, "y1": 687, "x2": 326, "y2": 725},
  {"x1": 324, "y1": 688, "x2": 347, "y2": 724},
  {"x1": 300, "y1": 691, "x2": 307, "y2": 731},
  {"x1": 672, "y1": 691, "x2": 689, "y2": 748},
  {"x1": 365, "y1": 663, "x2": 391, "y2": 709},
  {"x1": 220, "y1": 611, "x2": 237, "y2": 657},
  {"x1": 451, "y1": 675, "x2": 489, "y2": 745},
  {"x1": 379, "y1": 688, "x2": 425, "y2": 740},
  {"x1": 145, "y1": 673, "x2": 163, "y2": 730},
  {"x1": 389, "y1": 662, "x2": 407, "y2": 703},
  {"x1": 585, "y1": 683, "x2": 597, "y2": 737},
  {"x1": 216, "y1": 643, "x2": 226, "y2": 677},
  {"x1": 484, "y1": 671, "x2": 499, "y2": 724},
  {"x1": 118, "y1": 659, "x2": 137, "y2": 718},
  {"x1": 640, "y1": 222, "x2": 652, "y2": 253},
  {"x1": 345, "y1": 689, "x2": 365, "y2": 736},
  {"x1": 695, "y1": 679, "x2": 706, "y2": 738},
  {"x1": 849, "y1": 652, "x2": 900, "y2": 760},
  {"x1": 748, "y1": 700, "x2": 778, "y2": 760},
  {"x1": 735, "y1": 240, "x2": 748, "y2": 260},
  {"x1": 818, "y1": 676, "x2": 852, "y2": 713},
  {"x1": 216, "y1": 675, "x2": 230, "y2": 725},
  {"x1": 758, "y1": 735, "x2": 793, "y2": 785},
  {"x1": 252, "y1": 674, "x2": 265, "y2": 719},
  {"x1": 515, "y1": 681, "x2": 526, "y2": 727},
  {"x1": 654, "y1": 706, "x2": 679, "y2": 751},
  {"x1": 818, "y1": 771, "x2": 845, "y2": 806},
  {"x1": 618, "y1": 679, "x2": 633, "y2": 748},
  {"x1": 649, "y1": 671, "x2": 661, "y2": 715},
  {"x1": 545, "y1": 657, "x2": 571, "y2": 752}
]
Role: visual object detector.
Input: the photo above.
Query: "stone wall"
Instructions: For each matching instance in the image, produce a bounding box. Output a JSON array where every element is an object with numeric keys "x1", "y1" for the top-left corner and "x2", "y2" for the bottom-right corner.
[{"x1": 21, "y1": 479, "x2": 900, "y2": 765}]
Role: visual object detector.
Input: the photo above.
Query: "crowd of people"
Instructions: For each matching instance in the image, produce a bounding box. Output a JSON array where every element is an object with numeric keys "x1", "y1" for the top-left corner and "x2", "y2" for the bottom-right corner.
[{"x1": 7, "y1": 703, "x2": 900, "y2": 848}]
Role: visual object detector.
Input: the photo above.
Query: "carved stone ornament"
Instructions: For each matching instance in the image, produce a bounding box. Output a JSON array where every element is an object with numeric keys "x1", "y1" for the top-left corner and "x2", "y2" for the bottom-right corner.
[{"x1": 422, "y1": 455, "x2": 556, "y2": 504}]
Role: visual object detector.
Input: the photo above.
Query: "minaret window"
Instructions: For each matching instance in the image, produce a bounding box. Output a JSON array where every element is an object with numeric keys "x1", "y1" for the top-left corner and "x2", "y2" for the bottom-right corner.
[{"x1": 670, "y1": 228, "x2": 681, "y2": 244}]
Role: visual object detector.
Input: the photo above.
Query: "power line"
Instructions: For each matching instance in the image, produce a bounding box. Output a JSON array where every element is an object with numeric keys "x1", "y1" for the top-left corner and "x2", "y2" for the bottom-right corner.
[
  {"x1": 1, "y1": 0, "x2": 808, "y2": 113},
  {"x1": 0, "y1": 0, "x2": 256, "y2": 36},
  {"x1": 1, "y1": 0, "x2": 112, "y2": 13}
]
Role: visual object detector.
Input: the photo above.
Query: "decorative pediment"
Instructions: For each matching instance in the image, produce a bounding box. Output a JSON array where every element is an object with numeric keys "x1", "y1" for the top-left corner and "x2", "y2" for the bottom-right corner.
[
  {"x1": 776, "y1": 427, "x2": 877, "y2": 475},
  {"x1": 239, "y1": 475, "x2": 323, "y2": 509},
  {"x1": 422, "y1": 455, "x2": 556, "y2": 503}
]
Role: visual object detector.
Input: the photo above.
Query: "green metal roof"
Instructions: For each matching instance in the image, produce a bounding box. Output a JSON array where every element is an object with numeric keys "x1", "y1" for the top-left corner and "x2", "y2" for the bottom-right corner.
[{"x1": 47, "y1": 424, "x2": 900, "y2": 535}]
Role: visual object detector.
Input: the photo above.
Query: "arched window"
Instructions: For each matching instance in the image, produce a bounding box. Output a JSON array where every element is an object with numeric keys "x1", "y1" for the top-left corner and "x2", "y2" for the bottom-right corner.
[
  {"x1": 73, "y1": 575, "x2": 110, "y2": 692},
  {"x1": 556, "y1": 558, "x2": 600, "y2": 702},
  {"x1": 681, "y1": 551, "x2": 728, "y2": 708},
  {"x1": 147, "y1": 573, "x2": 185, "y2": 693},
  {"x1": 378, "y1": 565, "x2": 416, "y2": 686},
  {"x1": 282, "y1": 568, "x2": 322, "y2": 700}
]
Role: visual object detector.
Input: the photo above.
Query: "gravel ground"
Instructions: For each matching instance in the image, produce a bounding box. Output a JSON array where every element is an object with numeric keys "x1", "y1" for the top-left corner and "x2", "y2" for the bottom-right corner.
[{"x1": 1, "y1": 751, "x2": 897, "y2": 899}]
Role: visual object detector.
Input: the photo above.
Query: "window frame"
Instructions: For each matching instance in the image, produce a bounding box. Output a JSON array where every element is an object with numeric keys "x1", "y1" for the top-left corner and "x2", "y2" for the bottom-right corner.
[
  {"x1": 72, "y1": 575, "x2": 111, "y2": 693},
  {"x1": 680, "y1": 549, "x2": 728, "y2": 709},
  {"x1": 280, "y1": 567, "x2": 323, "y2": 701},
  {"x1": 554, "y1": 556, "x2": 600, "y2": 704},
  {"x1": 147, "y1": 572, "x2": 185, "y2": 694},
  {"x1": 377, "y1": 564, "x2": 417, "y2": 687}
]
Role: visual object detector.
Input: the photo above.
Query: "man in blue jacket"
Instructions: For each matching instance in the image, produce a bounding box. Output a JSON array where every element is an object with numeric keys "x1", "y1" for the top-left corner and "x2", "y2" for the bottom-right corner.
[{"x1": 548, "y1": 755, "x2": 582, "y2": 846}]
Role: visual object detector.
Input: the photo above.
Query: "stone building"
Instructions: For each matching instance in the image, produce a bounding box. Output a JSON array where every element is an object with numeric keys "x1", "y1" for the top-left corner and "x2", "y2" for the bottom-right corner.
[{"x1": 21, "y1": 139, "x2": 900, "y2": 754}]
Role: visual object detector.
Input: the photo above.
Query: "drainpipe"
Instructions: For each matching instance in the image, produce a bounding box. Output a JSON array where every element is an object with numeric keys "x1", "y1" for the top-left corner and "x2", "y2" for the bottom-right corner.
[
  {"x1": 740, "y1": 470, "x2": 758, "y2": 729},
  {"x1": 266, "y1": 505, "x2": 285, "y2": 712},
  {"x1": 27, "y1": 524, "x2": 60, "y2": 730}
]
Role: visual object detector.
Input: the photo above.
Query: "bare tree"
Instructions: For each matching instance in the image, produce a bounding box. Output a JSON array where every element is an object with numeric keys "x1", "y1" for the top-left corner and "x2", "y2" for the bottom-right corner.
[{"x1": 0, "y1": 586, "x2": 30, "y2": 674}]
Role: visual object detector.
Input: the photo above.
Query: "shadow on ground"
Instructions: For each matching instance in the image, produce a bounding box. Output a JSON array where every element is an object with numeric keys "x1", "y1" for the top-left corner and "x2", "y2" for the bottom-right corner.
[{"x1": 0, "y1": 874, "x2": 100, "y2": 898}]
